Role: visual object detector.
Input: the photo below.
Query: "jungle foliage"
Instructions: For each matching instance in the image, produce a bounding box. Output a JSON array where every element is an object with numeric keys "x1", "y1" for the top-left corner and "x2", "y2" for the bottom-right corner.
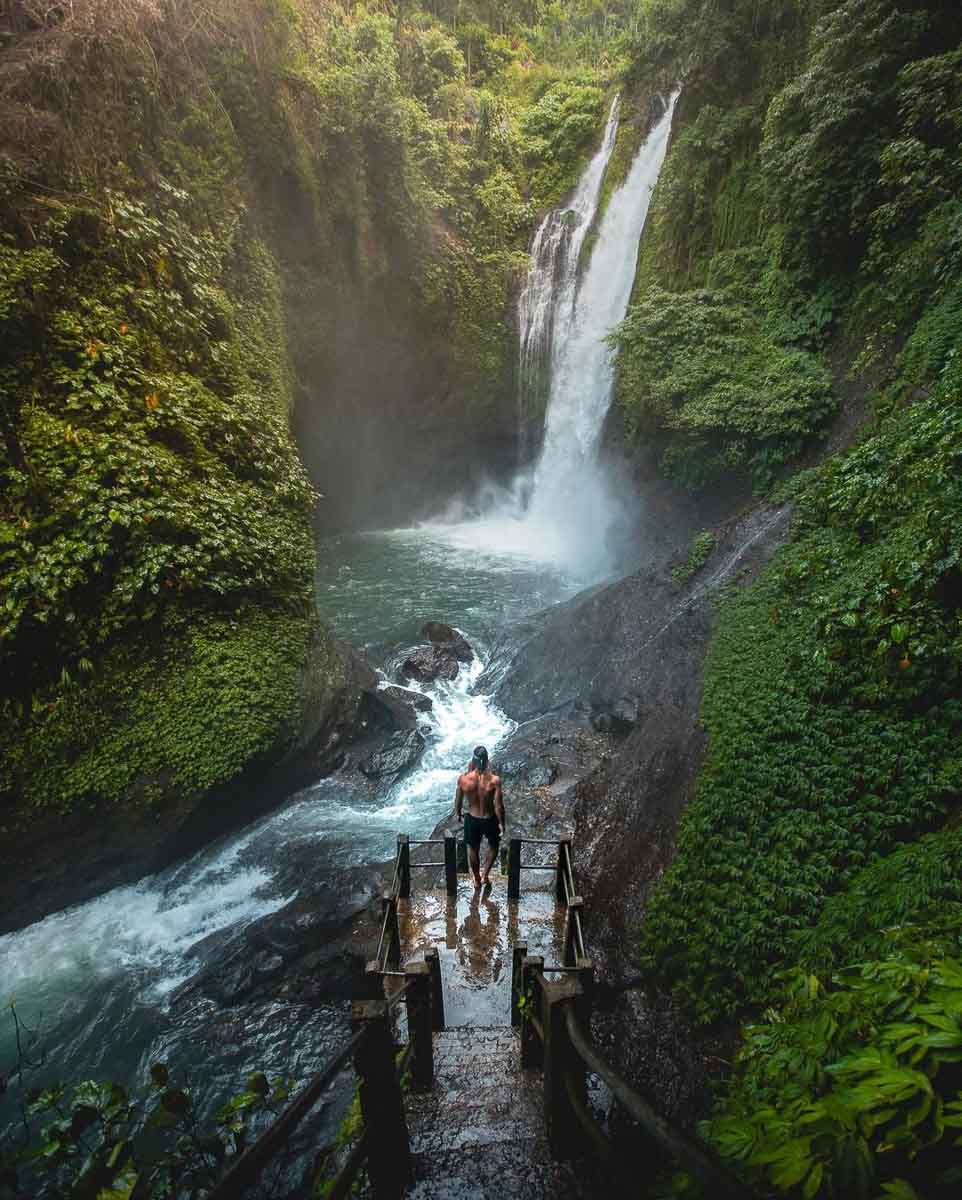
[
  {"x1": 698, "y1": 943, "x2": 962, "y2": 1200},
  {"x1": 617, "y1": 0, "x2": 962, "y2": 490},
  {"x1": 0, "y1": 1041, "x2": 291, "y2": 1200},
  {"x1": 629, "y1": 2, "x2": 962, "y2": 1196}
]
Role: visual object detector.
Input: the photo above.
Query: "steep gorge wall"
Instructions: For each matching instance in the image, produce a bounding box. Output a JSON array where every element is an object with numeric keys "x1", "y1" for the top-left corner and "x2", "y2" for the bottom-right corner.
[{"x1": 534, "y1": 2, "x2": 962, "y2": 1191}]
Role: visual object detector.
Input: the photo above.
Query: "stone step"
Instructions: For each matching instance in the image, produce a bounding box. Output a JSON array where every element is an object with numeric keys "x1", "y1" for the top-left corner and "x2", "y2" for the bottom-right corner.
[
  {"x1": 402, "y1": 1026, "x2": 603, "y2": 1197},
  {"x1": 407, "y1": 1141, "x2": 596, "y2": 1199}
]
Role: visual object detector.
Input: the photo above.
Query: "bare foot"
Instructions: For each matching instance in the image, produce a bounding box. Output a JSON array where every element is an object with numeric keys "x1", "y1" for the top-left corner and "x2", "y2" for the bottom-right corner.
[
  {"x1": 472, "y1": 874, "x2": 482, "y2": 889},
  {"x1": 481, "y1": 875, "x2": 491, "y2": 888}
]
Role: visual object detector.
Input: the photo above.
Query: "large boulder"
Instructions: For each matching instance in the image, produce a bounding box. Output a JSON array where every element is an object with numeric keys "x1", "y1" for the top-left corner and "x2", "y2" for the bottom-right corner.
[
  {"x1": 400, "y1": 645, "x2": 461, "y2": 683},
  {"x1": 376, "y1": 684, "x2": 433, "y2": 730},
  {"x1": 398, "y1": 624, "x2": 475, "y2": 682},
  {"x1": 359, "y1": 729, "x2": 425, "y2": 781},
  {"x1": 420, "y1": 621, "x2": 474, "y2": 663}
]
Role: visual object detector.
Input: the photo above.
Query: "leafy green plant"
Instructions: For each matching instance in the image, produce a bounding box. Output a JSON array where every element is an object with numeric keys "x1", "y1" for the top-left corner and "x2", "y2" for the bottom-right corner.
[
  {"x1": 640, "y1": 373, "x2": 962, "y2": 1021},
  {"x1": 672, "y1": 531, "x2": 716, "y2": 585},
  {"x1": 612, "y1": 283, "x2": 834, "y2": 490},
  {"x1": 520, "y1": 77, "x2": 606, "y2": 208},
  {"x1": 3, "y1": 1061, "x2": 290, "y2": 1200},
  {"x1": 699, "y1": 940, "x2": 962, "y2": 1199}
]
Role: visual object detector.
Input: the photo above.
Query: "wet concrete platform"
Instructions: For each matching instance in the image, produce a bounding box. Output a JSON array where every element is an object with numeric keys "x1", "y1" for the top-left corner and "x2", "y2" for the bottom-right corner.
[{"x1": 398, "y1": 873, "x2": 567, "y2": 1028}]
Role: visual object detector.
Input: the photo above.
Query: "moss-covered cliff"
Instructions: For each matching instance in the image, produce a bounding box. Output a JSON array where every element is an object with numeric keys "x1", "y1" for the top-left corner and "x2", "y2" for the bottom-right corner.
[{"x1": 605, "y1": 1, "x2": 962, "y2": 1195}]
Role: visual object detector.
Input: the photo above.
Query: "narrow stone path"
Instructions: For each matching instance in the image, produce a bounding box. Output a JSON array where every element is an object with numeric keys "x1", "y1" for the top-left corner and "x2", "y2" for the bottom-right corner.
[{"x1": 405, "y1": 1027, "x2": 594, "y2": 1199}]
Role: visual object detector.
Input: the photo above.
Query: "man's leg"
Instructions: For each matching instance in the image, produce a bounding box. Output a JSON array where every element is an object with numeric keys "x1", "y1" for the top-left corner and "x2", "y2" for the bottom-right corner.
[
  {"x1": 468, "y1": 845, "x2": 481, "y2": 887},
  {"x1": 481, "y1": 840, "x2": 498, "y2": 885}
]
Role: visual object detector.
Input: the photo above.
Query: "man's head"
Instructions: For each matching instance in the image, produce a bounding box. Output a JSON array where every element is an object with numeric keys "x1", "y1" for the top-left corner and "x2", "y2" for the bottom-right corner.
[{"x1": 471, "y1": 745, "x2": 489, "y2": 773}]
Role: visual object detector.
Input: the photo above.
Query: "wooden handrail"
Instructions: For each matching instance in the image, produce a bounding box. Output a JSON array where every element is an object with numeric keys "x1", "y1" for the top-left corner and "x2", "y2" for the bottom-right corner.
[
  {"x1": 563, "y1": 1006, "x2": 749, "y2": 1198},
  {"x1": 205, "y1": 1022, "x2": 371, "y2": 1200},
  {"x1": 323, "y1": 1132, "x2": 370, "y2": 1200}
]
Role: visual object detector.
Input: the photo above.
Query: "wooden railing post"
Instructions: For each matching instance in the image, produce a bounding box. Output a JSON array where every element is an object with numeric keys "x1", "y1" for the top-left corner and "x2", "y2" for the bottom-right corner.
[
  {"x1": 507, "y1": 837, "x2": 522, "y2": 899},
  {"x1": 456, "y1": 832, "x2": 469, "y2": 874},
  {"x1": 404, "y1": 961, "x2": 434, "y2": 1092},
  {"x1": 542, "y1": 978, "x2": 587, "y2": 1160},
  {"x1": 351, "y1": 1000, "x2": 411, "y2": 1199},
  {"x1": 555, "y1": 837, "x2": 571, "y2": 904},
  {"x1": 520, "y1": 956, "x2": 544, "y2": 1068},
  {"x1": 511, "y1": 941, "x2": 528, "y2": 1027},
  {"x1": 563, "y1": 897, "x2": 583, "y2": 967},
  {"x1": 575, "y1": 957, "x2": 594, "y2": 1026},
  {"x1": 443, "y1": 830, "x2": 458, "y2": 896},
  {"x1": 397, "y1": 835, "x2": 411, "y2": 899},
  {"x1": 382, "y1": 892, "x2": 401, "y2": 968},
  {"x1": 425, "y1": 948, "x2": 444, "y2": 1030}
]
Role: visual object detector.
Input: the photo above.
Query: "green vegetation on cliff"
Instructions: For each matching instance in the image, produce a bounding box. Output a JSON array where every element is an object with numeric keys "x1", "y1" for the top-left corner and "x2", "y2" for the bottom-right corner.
[
  {"x1": 625, "y1": 2, "x2": 962, "y2": 1196},
  {"x1": 0, "y1": 0, "x2": 623, "y2": 824}
]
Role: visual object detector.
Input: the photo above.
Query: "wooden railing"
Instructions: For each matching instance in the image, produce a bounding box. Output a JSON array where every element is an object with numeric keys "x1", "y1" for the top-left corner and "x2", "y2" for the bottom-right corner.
[
  {"x1": 510, "y1": 837, "x2": 754, "y2": 1199},
  {"x1": 208, "y1": 836, "x2": 445, "y2": 1200}
]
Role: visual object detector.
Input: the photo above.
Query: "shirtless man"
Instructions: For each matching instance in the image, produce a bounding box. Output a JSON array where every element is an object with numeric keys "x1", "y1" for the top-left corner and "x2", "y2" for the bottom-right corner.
[{"x1": 454, "y1": 745, "x2": 505, "y2": 888}]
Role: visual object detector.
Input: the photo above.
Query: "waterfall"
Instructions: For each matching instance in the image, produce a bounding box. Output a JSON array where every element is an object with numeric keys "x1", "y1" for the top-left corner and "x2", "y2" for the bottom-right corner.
[
  {"x1": 516, "y1": 95, "x2": 622, "y2": 451},
  {"x1": 519, "y1": 91, "x2": 679, "y2": 574}
]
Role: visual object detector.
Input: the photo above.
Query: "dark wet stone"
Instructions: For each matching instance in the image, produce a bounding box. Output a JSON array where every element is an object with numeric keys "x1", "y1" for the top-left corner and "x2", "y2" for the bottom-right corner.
[
  {"x1": 400, "y1": 645, "x2": 461, "y2": 683},
  {"x1": 254, "y1": 953, "x2": 284, "y2": 981},
  {"x1": 359, "y1": 729, "x2": 425, "y2": 779},
  {"x1": 376, "y1": 684, "x2": 433, "y2": 730},
  {"x1": 590, "y1": 695, "x2": 639, "y2": 738},
  {"x1": 497, "y1": 757, "x2": 557, "y2": 788},
  {"x1": 419, "y1": 621, "x2": 474, "y2": 663}
]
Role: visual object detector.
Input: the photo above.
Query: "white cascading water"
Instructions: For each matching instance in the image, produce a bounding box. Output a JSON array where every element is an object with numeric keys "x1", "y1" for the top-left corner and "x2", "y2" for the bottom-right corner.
[
  {"x1": 517, "y1": 91, "x2": 680, "y2": 574},
  {"x1": 516, "y1": 95, "x2": 622, "y2": 450},
  {"x1": 426, "y1": 92, "x2": 678, "y2": 578}
]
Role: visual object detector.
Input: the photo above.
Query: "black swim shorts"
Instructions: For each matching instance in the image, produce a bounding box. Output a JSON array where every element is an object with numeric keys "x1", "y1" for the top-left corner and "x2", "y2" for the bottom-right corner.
[{"x1": 463, "y1": 813, "x2": 500, "y2": 853}]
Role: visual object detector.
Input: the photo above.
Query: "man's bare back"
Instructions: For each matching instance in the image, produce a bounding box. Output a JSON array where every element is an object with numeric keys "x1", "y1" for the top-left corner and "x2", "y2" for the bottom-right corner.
[
  {"x1": 457, "y1": 767, "x2": 501, "y2": 818},
  {"x1": 455, "y1": 745, "x2": 505, "y2": 887}
]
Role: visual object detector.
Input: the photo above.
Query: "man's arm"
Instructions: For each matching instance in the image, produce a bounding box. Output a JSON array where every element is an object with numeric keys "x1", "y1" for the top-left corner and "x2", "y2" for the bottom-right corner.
[
  {"x1": 494, "y1": 777, "x2": 505, "y2": 835},
  {"x1": 454, "y1": 777, "x2": 464, "y2": 821}
]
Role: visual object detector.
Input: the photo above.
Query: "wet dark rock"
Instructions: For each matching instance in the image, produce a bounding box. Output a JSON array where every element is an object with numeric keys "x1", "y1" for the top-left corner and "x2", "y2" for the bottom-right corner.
[
  {"x1": 175, "y1": 870, "x2": 383, "y2": 1008},
  {"x1": 254, "y1": 954, "x2": 285, "y2": 981},
  {"x1": 420, "y1": 621, "x2": 474, "y2": 663},
  {"x1": 400, "y1": 645, "x2": 461, "y2": 683},
  {"x1": 497, "y1": 756, "x2": 557, "y2": 789},
  {"x1": 359, "y1": 729, "x2": 425, "y2": 780},
  {"x1": 376, "y1": 684, "x2": 433, "y2": 730},
  {"x1": 480, "y1": 509, "x2": 791, "y2": 984},
  {"x1": 591, "y1": 987, "x2": 717, "y2": 1133},
  {"x1": 590, "y1": 695, "x2": 639, "y2": 738}
]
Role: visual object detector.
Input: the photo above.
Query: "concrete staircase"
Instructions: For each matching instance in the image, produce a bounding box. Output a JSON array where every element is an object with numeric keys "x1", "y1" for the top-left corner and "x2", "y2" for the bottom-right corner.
[{"x1": 404, "y1": 1027, "x2": 597, "y2": 1199}]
